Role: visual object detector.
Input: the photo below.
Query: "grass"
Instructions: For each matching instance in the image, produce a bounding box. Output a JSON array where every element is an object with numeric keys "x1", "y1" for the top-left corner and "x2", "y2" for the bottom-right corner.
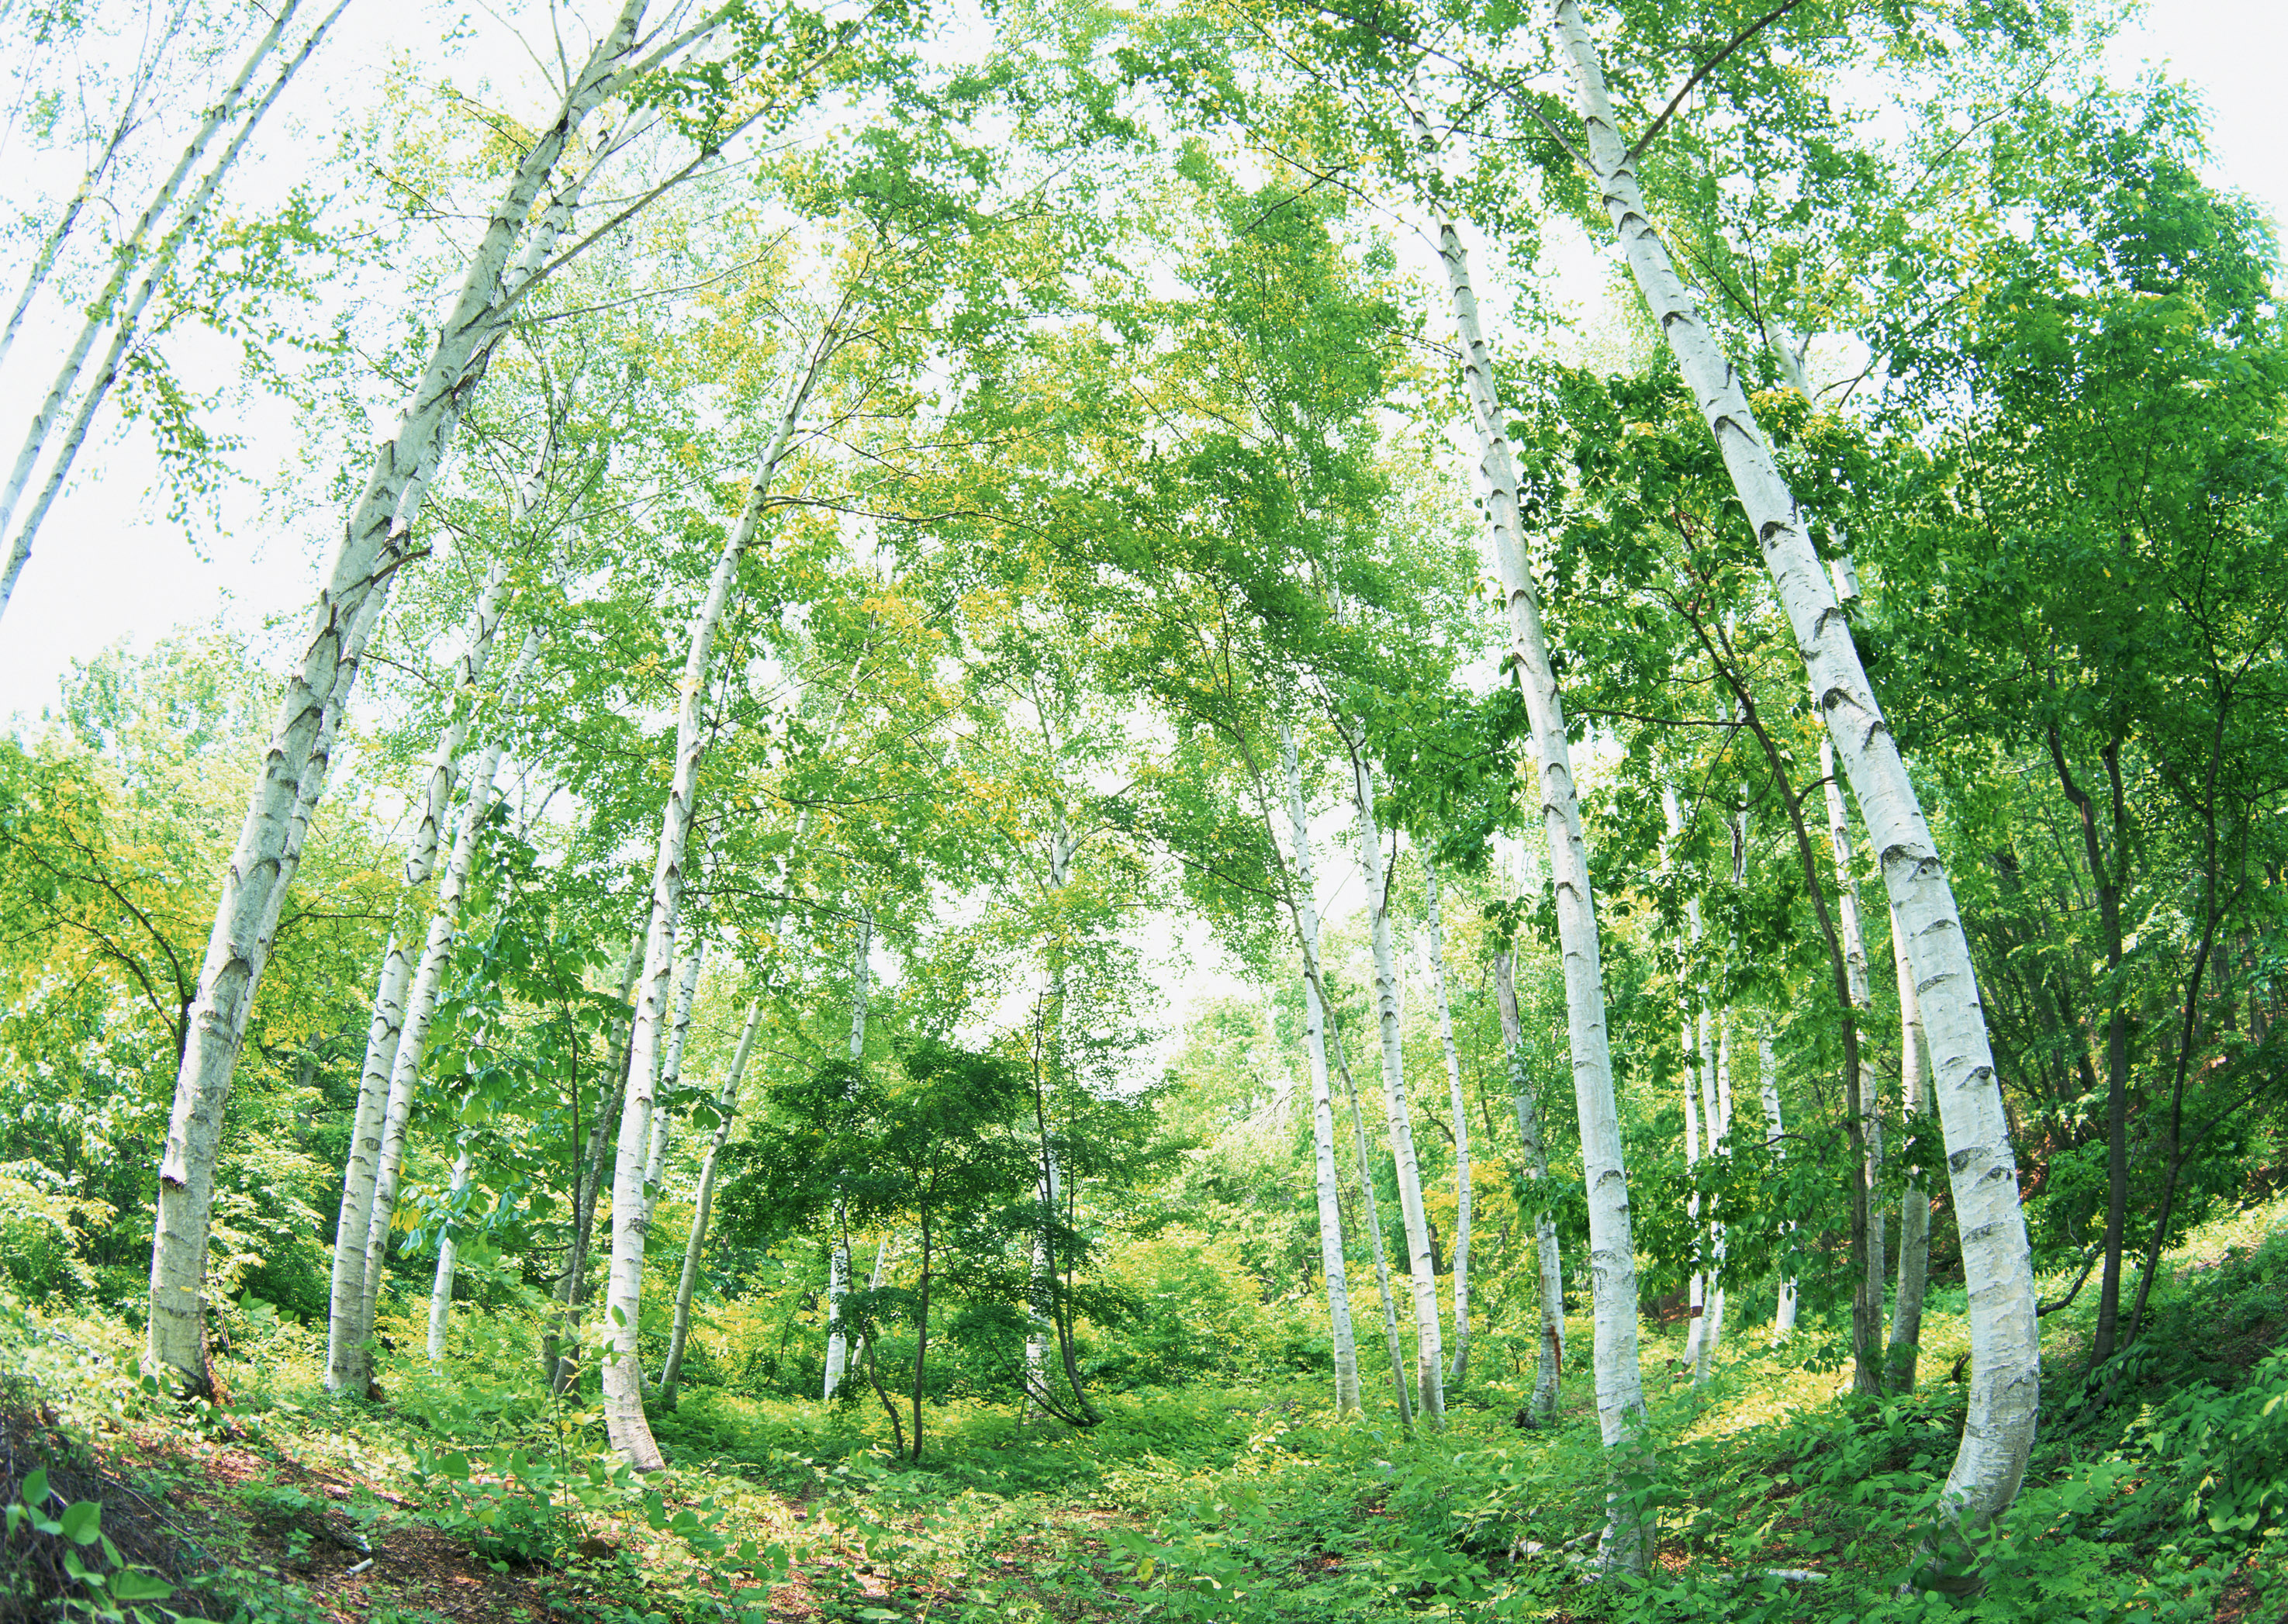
[{"x1": 8, "y1": 1201, "x2": 2288, "y2": 1622}]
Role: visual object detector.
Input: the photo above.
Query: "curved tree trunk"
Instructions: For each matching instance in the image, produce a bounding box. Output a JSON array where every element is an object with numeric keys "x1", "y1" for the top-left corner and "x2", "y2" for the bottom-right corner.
[
  {"x1": 1341, "y1": 732, "x2": 1445, "y2": 1426},
  {"x1": 1423, "y1": 861, "x2": 1474, "y2": 1389},
  {"x1": 329, "y1": 563, "x2": 510, "y2": 1394},
  {"x1": 1553, "y1": 0, "x2": 2038, "y2": 1535},
  {"x1": 141, "y1": 3, "x2": 647, "y2": 1391},
  {"x1": 1422, "y1": 136, "x2": 1646, "y2": 1567},
  {"x1": 1281, "y1": 721, "x2": 1360, "y2": 1415},
  {"x1": 603, "y1": 323, "x2": 839, "y2": 1470}
]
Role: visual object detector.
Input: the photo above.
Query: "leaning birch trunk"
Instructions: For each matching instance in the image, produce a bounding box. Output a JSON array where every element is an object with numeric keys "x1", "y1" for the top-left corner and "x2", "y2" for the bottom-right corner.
[
  {"x1": 355, "y1": 631, "x2": 540, "y2": 1352},
  {"x1": 639, "y1": 943, "x2": 707, "y2": 1240},
  {"x1": 142, "y1": 3, "x2": 651, "y2": 1393},
  {"x1": 548, "y1": 948, "x2": 638, "y2": 1392},
  {"x1": 0, "y1": 0, "x2": 342, "y2": 616},
  {"x1": 603, "y1": 333, "x2": 836, "y2": 1469},
  {"x1": 1706, "y1": 1022, "x2": 1731, "y2": 1364},
  {"x1": 661, "y1": 999, "x2": 759, "y2": 1408},
  {"x1": 144, "y1": 570, "x2": 383, "y2": 1391},
  {"x1": 1887, "y1": 903, "x2": 1934, "y2": 1391},
  {"x1": 1343, "y1": 736, "x2": 1445, "y2": 1425},
  {"x1": 1422, "y1": 862, "x2": 1474, "y2": 1388},
  {"x1": 1553, "y1": 0, "x2": 2037, "y2": 1535},
  {"x1": 1329, "y1": 1015, "x2": 1413, "y2": 1432},
  {"x1": 425, "y1": 1142, "x2": 475, "y2": 1362},
  {"x1": 1422, "y1": 136, "x2": 1646, "y2": 1567},
  {"x1": 328, "y1": 563, "x2": 510, "y2": 1394},
  {"x1": 0, "y1": 0, "x2": 357, "y2": 614},
  {"x1": 824, "y1": 907, "x2": 873, "y2": 1402},
  {"x1": 1760, "y1": 1032, "x2": 1798, "y2": 1338},
  {"x1": 1493, "y1": 940, "x2": 1565, "y2": 1423},
  {"x1": 1820, "y1": 737, "x2": 1885, "y2": 1392},
  {"x1": 1281, "y1": 720, "x2": 1360, "y2": 1415}
]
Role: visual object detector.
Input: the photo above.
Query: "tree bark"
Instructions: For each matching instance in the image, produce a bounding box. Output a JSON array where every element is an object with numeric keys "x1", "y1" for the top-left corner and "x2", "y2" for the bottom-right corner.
[
  {"x1": 1421, "y1": 137, "x2": 1646, "y2": 1567},
  {"x1": 1329, "y1": 1012, "x2": 1413, "y2": 1433},
  {"x1": 1342, "y1": 731, "x2": 1446, "y2": 1425},
  {"x1": 1553, "y1": 0, "x2": 2038, "y2": 1536},
  {"x1": 1423, "y1": 860, "x2": 1474, "y2": 1388},
  {"x1": 603, "y1": 323, "x2": 838, "y2": 1470},
  {"x1": 355, "y1": 631, "x2": 540, "y2": 1356},
  {"x1": 1821, "y1": 738, "x2": 1885, "y2": 1395},
  {"x1": 1281, "y1": 723, "x2": 1359, "y2": 1413},
  {"x1": 328, "y1": 563, "x2": 510, "y2": 1394},
  {"x1": 1886, "y1": 902, "x2": 1934, "y2": 1390},
  {"x1": 1493, "y1": 935, "x2": 1565, "y2": 1423},
  {"x1": 824, "y1": 907, "x2": 873, "y2": 1401},
  {"x1": 425, "y1": 1142, "x2": 475, "y2": 1363},
  {"x1": 661, "y1": 998, "x2": 759, "y2": 1409},
  {"x1": 1760, "y1": 1032, "x2": 1798, "y2": 1338},
  {"x1": 141, "y1": 2, "x2": 649, "y2": 1394}
]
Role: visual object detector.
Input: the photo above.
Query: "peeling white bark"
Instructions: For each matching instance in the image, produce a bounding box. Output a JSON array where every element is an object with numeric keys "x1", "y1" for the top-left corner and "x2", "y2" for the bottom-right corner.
[
  {"x1": 1761, "y1": 1032, "x2": 1798, "y2": 1338},
  {"x1": 660, "y1": 999, "x2": 759, "y2": 1408},
  {"x1": 425, "y1": 1142, "x2": 475, "y2": 1363},
  {"x1": 1552, "y1": 0, "x2": 2037, "y2": 1532},
  {"x1": 1422, "y1": 862, "x2": 1474, "y2": 1389}
]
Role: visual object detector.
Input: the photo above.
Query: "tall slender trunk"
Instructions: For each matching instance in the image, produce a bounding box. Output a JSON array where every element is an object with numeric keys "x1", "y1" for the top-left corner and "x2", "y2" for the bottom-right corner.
[
  {"x1": 545, "y1": 937, "x2": 641, "y2": 1390},
  {"x1": 824, "y1": 907, "x2": 873, "y2": 1401},
  {"x1": 1422, "y1": 130, "x2": 1646, "y2": 1567},
  {"x1": 661, "y1": 999, "x2": 760, "y2": 1409},
  {"x1": 1281, "y1": 722, "x2": 1360, "y2": 1415},
  {"x1": 604, "y1": 327, "x2": 839, "y2": 1471},
  {"x1": 1662, "y1": 786, "x2": 1709, "y2": 1375},
  {"x1": 1494, "y1": 935, "x2": 1565, "y2": 1422},
  {"x1": 425, "y1": 1142, "x2": 475, "y2": 1363},
  {"x1": 1329, "y1": 1014, "x2": 1413, "y2": 1433},
  {"x1": 0, "y1": 0, "x2": 347, "y2": 617},
  {"x1": 1694, "y1": 1009, "x2": 1721, "y2": 1387},
  {"x1": 1887, "y1": 904, "x2": 1934, "y2": 1391},
  {"x1": 1422, "y1": 861, "x2": 1474, "y2": 1387},
  {"x1": 1554, "y1": 0, "x2": 2038, "y2": 1534},
  {"x1": 144, "y1": 568, "x2": 384, "y2": 1391},
  {"x1": 1761, "y1": 1033, "x2": 1798, "y2": 1338},
  {"x1": 1342, "y1": 732, "x2": 1445, "y2": 1425},
  {"x1": 640, "y1": 943, "x2": 707, "y2": 1235},
  {"x1": 355, "y1": 633, "x2": 540, "y2": 1354},
  {"x1": 329, "y1": 565, "x2": 510, "y2": 1393},
  {"x1": 141, "y1": 5, "x2": 649, "y2": 1393},
  {"x1": 1821, "y1": 738, "x2": 1885, "y2": 1395}
]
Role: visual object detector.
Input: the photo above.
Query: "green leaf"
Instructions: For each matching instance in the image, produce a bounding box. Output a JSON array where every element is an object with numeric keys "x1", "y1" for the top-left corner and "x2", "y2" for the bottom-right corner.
[{"x1": 60, "y1": 1500, "x2": 102, "y2": 1545}]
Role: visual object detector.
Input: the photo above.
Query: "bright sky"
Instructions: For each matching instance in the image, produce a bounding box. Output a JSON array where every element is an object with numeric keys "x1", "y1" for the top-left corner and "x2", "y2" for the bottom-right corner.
[{"x1": 0, "y1": 0, "x2": 2279, "y2": 729}]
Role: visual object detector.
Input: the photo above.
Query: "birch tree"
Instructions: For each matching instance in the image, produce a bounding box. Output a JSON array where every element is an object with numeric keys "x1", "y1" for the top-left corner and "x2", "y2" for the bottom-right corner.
[
  {"x1": 1550, "y1": 0, "x2": 2039, "y2": 1536},
  {"x1": 660, "y1": 999, "x2": 761, "y2": 1410},
  {"x1": 1421, "y1": 860, "x2": 1474, "y2": 1388},
  {"x1": 142, "y1": 0, "x2": 762, "y2": 1394},
  {"x1": 824, "y1": 907, "x2": 873, "y2": 1401}
]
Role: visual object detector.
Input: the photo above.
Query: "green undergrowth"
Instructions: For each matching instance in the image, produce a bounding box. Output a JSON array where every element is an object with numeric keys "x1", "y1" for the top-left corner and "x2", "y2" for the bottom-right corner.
[{"x1": 9, "y1": 1204, "x2": 2288, "y2": 1622}]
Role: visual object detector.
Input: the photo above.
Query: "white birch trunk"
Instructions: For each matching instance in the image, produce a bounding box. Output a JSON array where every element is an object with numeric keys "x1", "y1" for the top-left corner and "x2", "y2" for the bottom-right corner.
[
  {"x1": 144, "y1": 563, "x2": 382, "y2": 1389},
  {"x1": 0, "y1": 0, "x2": 355, "y2": 614},
  {"x1": 1281, "y1": 720, "x2": 1360, "y2": 1415},
  {"x1": 1552, "y1": 0, "x2": 2037, "y2": 1532},
  {"x1": 1422, "y1": 862, "x2": 1474, "y2": 1388},
  {"x1": 640, "y1": 943, "x2": 706, "y2": 1237},
  {"x1": 355, "y1": 631, "x2": 539, "y2": 1354},
  {"x1": 603, "y1": 325, "x2": 838, "y2": 1469},
  {"x1": 1822, "y1": 738, "x2": 1886, "y2": 1370},
  {"x1": 824, "y1": 906, "x2": 873, "y2": 1402},
  {"x1": 661, "y1": 998, "x2": 759, "y2": 1408},
  {"x1": 1420, "y1": 123, "x2": 1647, "y2": 1564},
  {"x1": 1707, "y1": 1021, "x2": 1731, "y2": 1359},
  {"x1": 425, "y1": 1142, "x2": 475, "y2": 1363},
  {"x1": 1664, "y1": 786, "x2": 1708, "y2": 1374},
  {"x1": 1493, "y1": 936, "x2": 1566, "y2": 1423},
  {"x1": 1887, "y1": 902, "x2": 1934, "y2": 1390},
  {"x1": 141, "y1": 2, "x2": 651, "y2": 1393},
  {"x1": 0, "y1": 0, "x2": 329, "y2": 610},
  {"x1": 1761, "y1": 1032, "x2": 1799, "y2": 1338},
  {"x1": 1329, "y1": 1015, "x2": 1413, "y2": 1432},
  {"x1": 328, "y1": 562, "x2": 510, "y2": 1393},
  {"x1": 1343, "y1": 734, "x2": 1445, "y2": 1425}
]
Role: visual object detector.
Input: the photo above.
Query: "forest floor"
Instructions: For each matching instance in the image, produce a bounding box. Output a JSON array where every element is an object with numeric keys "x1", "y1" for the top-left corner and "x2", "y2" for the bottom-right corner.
[{"x1": 8, "y1": 1206, "x2": 2288, "y2": 1624}]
